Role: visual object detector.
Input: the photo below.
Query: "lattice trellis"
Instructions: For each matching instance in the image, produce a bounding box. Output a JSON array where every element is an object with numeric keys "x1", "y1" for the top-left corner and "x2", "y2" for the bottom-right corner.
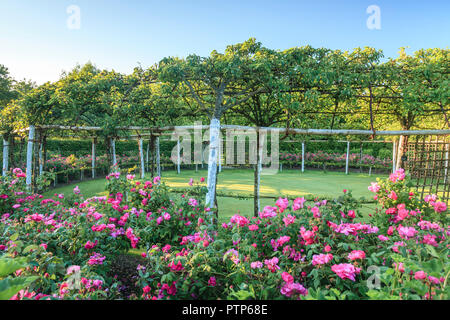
[{"x1": 404, "y1": 135, "x2": 450, "y2": 205}]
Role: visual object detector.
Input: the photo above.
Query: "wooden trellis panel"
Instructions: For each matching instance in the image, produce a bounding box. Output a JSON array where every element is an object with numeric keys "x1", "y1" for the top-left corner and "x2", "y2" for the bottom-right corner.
[{"x1": 404, "y1": 135, "x2": 450, "y2": 205}]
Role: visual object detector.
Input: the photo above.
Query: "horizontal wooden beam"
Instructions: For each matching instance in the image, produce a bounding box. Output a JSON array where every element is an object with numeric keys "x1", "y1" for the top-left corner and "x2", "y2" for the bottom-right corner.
[{"x1": 15, "y1": 124, "x2": 450, "y2": 137}]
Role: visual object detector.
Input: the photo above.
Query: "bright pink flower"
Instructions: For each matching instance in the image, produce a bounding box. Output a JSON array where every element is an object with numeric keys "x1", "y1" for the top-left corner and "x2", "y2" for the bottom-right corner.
[
  {"x1": 414, "y1": 271, "x2": 427, "y2": 280},
  {"x1": 331, "y1": 263, "x2": 361, "y2": 281},
  {"x1": 312, "y1": 253, "x2": 333, "y2": 266},
  {"x1": 208, "y1": 276, "x2": 216, "y2": 287},
  {"x1": 281, "y1": 272, "x2": 294, "y2": 283},
  {"x1": 275, "y1": 197, "x2": 289, "y2": 213},
  {"x1": 283, "y1": 214, "x2": 295, "y2": 226},
  {"x1": 347, "y1": 250, "x2": 366, "y2": 261},
  {"x1": 292, "y1": 197, "x2": 306, "y2": 211},
  {"x1": 311, "y1": 206, "x2": 321, "y2": 218},
  {"x1": 368, "y1": 182, "x2": 380, "y2": 193}
]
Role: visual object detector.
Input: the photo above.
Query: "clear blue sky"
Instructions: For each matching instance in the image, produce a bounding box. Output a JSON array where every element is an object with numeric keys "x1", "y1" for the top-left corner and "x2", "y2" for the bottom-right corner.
[{"x1": 1, "y1": 0, "x2": 448, "y2": 84}]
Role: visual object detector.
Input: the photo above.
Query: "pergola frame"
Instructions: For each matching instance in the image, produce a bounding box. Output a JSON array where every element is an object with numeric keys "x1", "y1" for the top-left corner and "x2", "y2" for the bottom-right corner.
[{"x1": 4, "y1": 124, "x2": 450, "y2": 213}]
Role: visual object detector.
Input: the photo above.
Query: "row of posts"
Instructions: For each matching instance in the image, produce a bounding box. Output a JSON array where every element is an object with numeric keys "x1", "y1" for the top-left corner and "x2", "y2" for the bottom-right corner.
[
  {"x1": 1, "y1": 126, "x2": 164, "y2": 190},
  {"x1": 4, "y1": 128, "x2": 432, "y2": 189}
]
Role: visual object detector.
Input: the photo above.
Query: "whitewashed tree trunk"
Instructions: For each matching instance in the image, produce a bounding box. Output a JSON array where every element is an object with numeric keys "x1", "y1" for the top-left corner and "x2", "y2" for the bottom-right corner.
[
  {"x1": 139, "y1": 138, "x2": 145, "y2": 179},
  {"x1": 396, "y1": 135, "x2": 405, "y2": 170},
  {"x1": 111, "y1": 139, "x2": 117, "y2": 168},
  {"x1": 206, "y1": 118, "x2": 220, "y2": 209},
  {"x1": 2, "y1": 138, "x2": 9, "y2": 176},
  {"x1": 301, "y1": 141, "x2": 305, "y2": 173},
  {"x1": 26, "y1": 125, "x2": 35, "y2": 190},
  {"x1": 156, "y1": 137, "x2": 161, "y2": 177},
  {"x1": 345, "y1": 141, "x2": 350, "y2": 175},
  {"x1": 254, "y1": 130, "x2": 264, "y2": 217},
  {"x1": 92, "y1": 139, "x2": 96, "y2": 179}
]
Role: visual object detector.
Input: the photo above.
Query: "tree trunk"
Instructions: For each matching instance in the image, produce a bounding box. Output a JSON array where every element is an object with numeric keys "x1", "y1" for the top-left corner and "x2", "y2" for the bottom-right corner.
[
  {"x1": 139, "y1": 138, "x2": 145, "y2": 179},
  {"x1": 26, "y1": 126, "x2": 35, "y2": 191},
  {"x1": 105, "y1": 137, "x2": 112, "y2": 172},
  {"x1": 254, "y1": 130, "x2": 263, "y2": 217},
  {"x1": 396, "y1": 135, "x2": 409, "y2": 170},
  {"x1": 206, "y1": 118, "x2": 220, "y2": 211}
]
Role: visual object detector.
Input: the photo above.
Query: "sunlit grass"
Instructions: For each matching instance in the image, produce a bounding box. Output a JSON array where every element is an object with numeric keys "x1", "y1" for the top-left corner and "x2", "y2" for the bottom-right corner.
[{"x1": 44, "y1": 168, "x2": 387, "y2": 222}]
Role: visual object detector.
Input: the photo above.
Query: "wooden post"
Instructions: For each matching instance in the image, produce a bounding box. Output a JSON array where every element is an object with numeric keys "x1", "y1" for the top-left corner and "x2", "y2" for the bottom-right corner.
[
  {"x1": 445, "y1": 143, "x2": 449, "y2": 184},
  {"x1": 359, "y1": 142, "x2": 363, "y2": 173},
  {"x1": 206, "y1": 118, "x2": 220, "y2": 209},
  {"x1": 280, "y1": 163, "x2": 283, "y2": 172},
  {"x1": 39, "y1": 141, "x2": 43, "y2": 176},
  {"x1": 146, "y1": 140, "x2": 150, "y2": 172},
  {"x1": 345, "y1": 141, "x2": 350, "y2": 175},
  {"x1": 92, "y1": 138, "x2": 96, "y2": 179},
  {"x1": 139, "y1": 138, "x2": 145, "y2": 179},
  {"x1": 201, "y1": 142, "x2": 204, "y2": 169},
  {"x1": 26, "y1": 125, "x2": 35, "y2": 190},
  {"x1": 392, "y1": 140, "x2": 397, "y2": 173},
  {"x1": 2, "y1": 137, "x2": 9, "y2": 176},
  {"x1": 301, "y1": 141, "x2": 305, "y2": 173},
  {"x1": 156, "y1": 137, "x2": 161, "y2": 177},
  {"x1": 218, "y1": 139, "x2": 222, "y2": 173},
  {"x1": 177, "y1": 137, "x2": 181, "y2": 174}
]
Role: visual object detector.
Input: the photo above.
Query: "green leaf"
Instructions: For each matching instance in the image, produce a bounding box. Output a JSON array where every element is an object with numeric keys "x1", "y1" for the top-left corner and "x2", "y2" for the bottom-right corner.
[
  {"x1": 0, "y1": 257, "x2": 28, "y2": 277},
  {"x1": 0, "y1": 276, "x2": 39, "y2": 300}
]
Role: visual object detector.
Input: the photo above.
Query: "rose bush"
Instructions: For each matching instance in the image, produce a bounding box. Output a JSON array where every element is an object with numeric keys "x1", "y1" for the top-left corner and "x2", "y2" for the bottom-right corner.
[{"x1": 0, "y1": 168, "x2": 448, "y2": 300}]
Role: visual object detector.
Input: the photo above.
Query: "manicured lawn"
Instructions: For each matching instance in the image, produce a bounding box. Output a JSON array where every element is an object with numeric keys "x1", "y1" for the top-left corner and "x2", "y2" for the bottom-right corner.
[{"x1": 44, "y1": 168, "x2": 386, "y2": 222}]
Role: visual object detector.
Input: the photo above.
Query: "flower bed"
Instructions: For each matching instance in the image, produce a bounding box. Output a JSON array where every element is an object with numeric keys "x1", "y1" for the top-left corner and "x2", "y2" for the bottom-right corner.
[{"x1": 0, "y1": 168, "x2": 448, "y2": 300}]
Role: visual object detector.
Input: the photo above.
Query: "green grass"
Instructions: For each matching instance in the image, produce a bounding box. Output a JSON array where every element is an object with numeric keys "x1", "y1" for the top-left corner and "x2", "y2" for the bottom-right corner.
[{"x1": 44, "y1": 168, "x2": 386, "y2": 222}]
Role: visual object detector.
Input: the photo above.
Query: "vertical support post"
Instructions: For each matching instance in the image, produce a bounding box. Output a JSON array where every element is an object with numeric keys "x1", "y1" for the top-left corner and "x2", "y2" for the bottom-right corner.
[
  {"x1": 345, "y1": 141, "x2": 350, "y2": 175},
  {"x1": 139, "y1": 138, "x2": 145, "y2": 179},
  {"x1": 301, "y1": 141, "x2": 305, "y2": 173},
  {"x1": 392, "y1": 140, "x2": 397, "y2": 173},
  {"x1": 444, "y1": 143, "x2": 449, "y2": 184},
  {"x1": 39, "y1": 141, "x2": 43, "y2": 176},
  {"x1": 146, "y1": 140, "x2": 150, "y2": 172},
  {"x1": 92, "y1": 138, "x2": 96, "y2": 179},
  {"x1": 156, "y1": 136, "x2": 161, "y2": 177},
  {"x1": 26, "y1": 125, "x2": 35, "y2": 190},
  {"x1": 2, "y1": 137, "x2": 9, "y2": 176},
  {"x1": 218, "y1": 138, "x2": 222, "y2": 173},
  {"x1": 177, "y1": 137, "x2": 181, "y2": 174},
  {"x1": 206, "y1": 118, "x2": 220, "y2": 210},
  {"x1": 201, "y1": 142, "x2": 204, "y2": 169}
]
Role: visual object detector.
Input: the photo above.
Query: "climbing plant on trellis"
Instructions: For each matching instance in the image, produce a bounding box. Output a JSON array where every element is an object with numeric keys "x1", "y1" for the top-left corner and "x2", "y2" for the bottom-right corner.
[{"x1": 404, "y1": 135, "x2": 450, "y2": 205}]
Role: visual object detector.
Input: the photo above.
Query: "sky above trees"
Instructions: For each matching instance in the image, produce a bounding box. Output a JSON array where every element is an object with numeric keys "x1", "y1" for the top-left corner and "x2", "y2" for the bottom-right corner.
[{"x1": 0, "y1": 0, "x2": 448, "y2": 84}]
